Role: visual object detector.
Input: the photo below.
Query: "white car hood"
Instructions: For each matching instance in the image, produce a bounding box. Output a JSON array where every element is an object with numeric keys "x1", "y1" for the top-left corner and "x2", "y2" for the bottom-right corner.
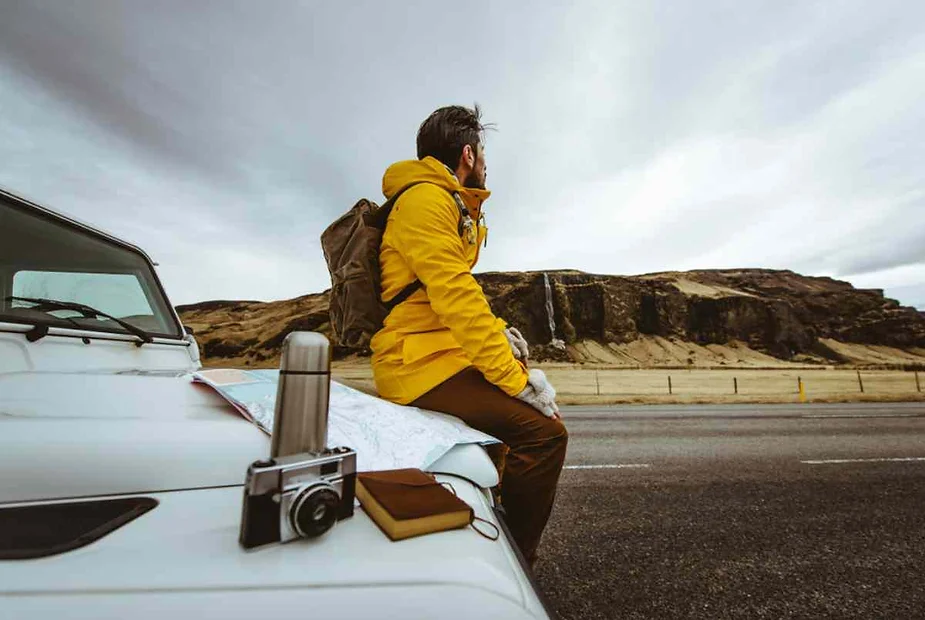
[
  {"x1": 0, "y1": 372, "x2": 547, "y2": 619},
  {"x1": 0, "y1": 371, "x2": 264, "y2": 503},
  {"x1": 0, "y1": 371, "x2": 496, "y2": 504}
]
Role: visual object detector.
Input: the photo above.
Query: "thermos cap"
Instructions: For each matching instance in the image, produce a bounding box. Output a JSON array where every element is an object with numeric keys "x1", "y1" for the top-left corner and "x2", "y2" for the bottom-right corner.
[{"x1": 280, "y1": 332, "x2": 330, "y2": 374}]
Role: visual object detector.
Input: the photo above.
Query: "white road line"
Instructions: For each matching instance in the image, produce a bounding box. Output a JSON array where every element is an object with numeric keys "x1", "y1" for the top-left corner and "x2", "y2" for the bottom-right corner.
[
  {"x1": 802, "y1": 414, "x2": 923, "y2": 419},
  {"x1": 801, "y1": 457, "x2": 925, "y2": 465},
  {"x1": 564, "y1": 464, "x2": 652, "y2": 470}
]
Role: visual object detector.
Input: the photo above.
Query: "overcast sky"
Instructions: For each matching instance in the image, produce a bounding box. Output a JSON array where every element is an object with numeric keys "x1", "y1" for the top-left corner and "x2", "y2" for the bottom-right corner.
[{"x1": 1, "y1": 1, "x2": 923, "y2": 308}]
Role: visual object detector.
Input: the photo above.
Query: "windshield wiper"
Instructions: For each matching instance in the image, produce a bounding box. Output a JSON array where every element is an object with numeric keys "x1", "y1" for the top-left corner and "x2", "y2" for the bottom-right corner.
[{"x1": 4, "y1": 296, "x2": 155, "y2": 346}]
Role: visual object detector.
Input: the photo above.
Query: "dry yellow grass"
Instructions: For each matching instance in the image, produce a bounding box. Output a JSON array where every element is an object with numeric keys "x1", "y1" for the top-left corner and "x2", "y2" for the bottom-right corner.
[{"x1": 330, "y1": 362, "x2": 925, "y2": 405}]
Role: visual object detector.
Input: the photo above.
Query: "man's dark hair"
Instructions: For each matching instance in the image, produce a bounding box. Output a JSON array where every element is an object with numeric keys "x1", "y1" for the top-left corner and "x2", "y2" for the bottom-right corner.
[{"x1": 416, "y1": 104, "x2": 491, "y2": 170}]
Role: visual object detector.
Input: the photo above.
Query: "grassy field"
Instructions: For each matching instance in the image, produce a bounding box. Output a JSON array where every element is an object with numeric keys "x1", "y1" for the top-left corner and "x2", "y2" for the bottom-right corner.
[{"x1": 331, "y1": 361, "x2": 925, "y2": 405}]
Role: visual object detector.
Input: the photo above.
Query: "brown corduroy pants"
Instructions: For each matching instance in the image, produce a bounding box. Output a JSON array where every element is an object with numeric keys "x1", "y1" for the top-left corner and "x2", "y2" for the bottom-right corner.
[{"x1": 411, "y1": 367, "x2": 568, "y2": 564}]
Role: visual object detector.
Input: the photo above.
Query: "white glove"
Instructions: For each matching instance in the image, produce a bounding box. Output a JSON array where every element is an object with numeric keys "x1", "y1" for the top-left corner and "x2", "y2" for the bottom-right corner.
[
  {"x1": 516, "y1": 368, "x2": 560, "y2": 419},
  {"x1": 504, "y1": 327, "x2": 529, "y2": 361}
]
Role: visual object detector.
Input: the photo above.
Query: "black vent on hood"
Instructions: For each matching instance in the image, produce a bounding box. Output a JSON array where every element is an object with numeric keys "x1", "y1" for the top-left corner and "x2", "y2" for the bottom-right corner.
[{"x1": 0, "y1": 496, "x2": 157, "y2": 559}]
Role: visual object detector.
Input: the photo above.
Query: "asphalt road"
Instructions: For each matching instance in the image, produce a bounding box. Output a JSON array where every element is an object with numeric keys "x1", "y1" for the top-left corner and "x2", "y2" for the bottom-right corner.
[{"x1": 533, "y1": 402, "x2": 925, "y2": 620}]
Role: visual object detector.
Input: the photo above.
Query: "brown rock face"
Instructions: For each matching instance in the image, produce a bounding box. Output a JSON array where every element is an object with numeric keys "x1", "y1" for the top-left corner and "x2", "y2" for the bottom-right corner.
[
  {"x1": 178, "y1": 292, "x2": 333, "y2": 366},
  {"x1": 177, "y1": 269, "x2": 925, "y2": 367}
]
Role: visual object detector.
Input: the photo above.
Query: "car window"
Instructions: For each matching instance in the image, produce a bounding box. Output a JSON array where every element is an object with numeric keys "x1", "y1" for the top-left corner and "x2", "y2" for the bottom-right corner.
[
  {"x1": 11, "y1": 271, "x2": 170, "y2": 334},
  {"x1": 0, "y1": 196, "x2": 182, "y2": 338}
]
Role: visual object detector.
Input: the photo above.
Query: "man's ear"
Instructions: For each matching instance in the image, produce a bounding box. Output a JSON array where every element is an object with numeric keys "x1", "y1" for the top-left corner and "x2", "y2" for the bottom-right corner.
[{"x1": 462, "y1": 144, "x2": 475, "y2": 168}]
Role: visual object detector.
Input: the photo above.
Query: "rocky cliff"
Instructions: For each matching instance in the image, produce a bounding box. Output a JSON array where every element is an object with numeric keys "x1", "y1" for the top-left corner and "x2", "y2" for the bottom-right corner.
[{"x1": 177, "y1": 269, "x2": 925, "y2": 368}]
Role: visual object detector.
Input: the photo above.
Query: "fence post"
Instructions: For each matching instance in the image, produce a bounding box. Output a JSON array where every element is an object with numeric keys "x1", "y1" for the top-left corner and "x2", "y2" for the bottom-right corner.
[
  {"x1": 734, "y1": 377, "x2": 738, "y2": 395},
  {"x1": 595, "y1": 371, "x2": 600, "y2": 396},
  {"x1": 857, "y1": 370, "x2": 864, "y2": 393},
  {"x1": 916, "y1": 370, "x2": 921, "y2": 393},
  {"x1": 668, "y1": 375, "x2": 672, "y2": 395}
]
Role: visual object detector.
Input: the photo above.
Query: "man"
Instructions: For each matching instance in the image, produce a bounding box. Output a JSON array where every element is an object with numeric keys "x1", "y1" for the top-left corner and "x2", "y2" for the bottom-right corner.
[{"x1": 370, "y1": 104, "x2": 568, "y2": 566}]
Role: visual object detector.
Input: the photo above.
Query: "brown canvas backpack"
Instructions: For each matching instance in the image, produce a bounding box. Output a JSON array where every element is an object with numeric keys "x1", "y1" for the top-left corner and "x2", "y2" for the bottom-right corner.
[{"x1": 320, "y1": 182, "x2": 466, "y2": 350}]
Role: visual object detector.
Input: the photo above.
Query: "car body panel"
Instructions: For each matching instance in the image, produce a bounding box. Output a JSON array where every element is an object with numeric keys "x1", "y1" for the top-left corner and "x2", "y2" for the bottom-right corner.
[{"x1": 1, "y1": 484, "x2": 544, "y2": 619}]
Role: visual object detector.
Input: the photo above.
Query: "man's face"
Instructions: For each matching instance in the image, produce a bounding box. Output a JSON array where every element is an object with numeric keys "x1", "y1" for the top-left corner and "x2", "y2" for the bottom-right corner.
[{"x1": 463, "y1": 142, "x2": 487, "y2": 190}]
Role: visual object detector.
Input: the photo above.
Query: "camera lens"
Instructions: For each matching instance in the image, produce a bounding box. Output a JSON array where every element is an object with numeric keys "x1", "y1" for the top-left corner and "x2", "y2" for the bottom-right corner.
[{"x1": 289, "y1": 481, "x2": 340, "y2": 538}]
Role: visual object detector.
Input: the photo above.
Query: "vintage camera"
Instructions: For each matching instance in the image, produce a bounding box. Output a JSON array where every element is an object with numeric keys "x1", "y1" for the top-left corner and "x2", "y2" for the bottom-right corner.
[
  {"x1": 239, "y1": 447, "x2": 357, "y2": 549},
  {"x1": 239, "y1": 332, "x2": 357, "y2": 549}
]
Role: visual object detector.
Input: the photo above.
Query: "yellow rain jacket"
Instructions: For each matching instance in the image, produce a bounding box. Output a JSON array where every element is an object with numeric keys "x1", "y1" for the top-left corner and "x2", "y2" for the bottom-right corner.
[{"x1": 370, "y1": 156, "x2": 529, "y2": 404}]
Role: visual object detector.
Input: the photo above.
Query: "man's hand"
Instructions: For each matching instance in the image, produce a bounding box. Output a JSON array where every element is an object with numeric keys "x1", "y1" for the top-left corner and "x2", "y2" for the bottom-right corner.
[
  {"x1": 505, "y1": 327, "x2": 529, "y2": 361},
  {"x1": 516, "y1": 368, "x2": 561, "y2": 420}
]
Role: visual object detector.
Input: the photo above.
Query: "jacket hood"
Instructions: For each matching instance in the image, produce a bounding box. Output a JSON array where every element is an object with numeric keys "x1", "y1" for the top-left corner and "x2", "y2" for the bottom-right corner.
[{"x1": 382, "y1": 156, "x2": 490, "y2": 207}]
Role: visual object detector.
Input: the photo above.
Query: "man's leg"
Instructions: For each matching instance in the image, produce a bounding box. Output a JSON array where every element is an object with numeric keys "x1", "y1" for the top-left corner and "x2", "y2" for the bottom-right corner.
[{"x1": 412, "y1": 367, "x2": 568, "y2": 564}]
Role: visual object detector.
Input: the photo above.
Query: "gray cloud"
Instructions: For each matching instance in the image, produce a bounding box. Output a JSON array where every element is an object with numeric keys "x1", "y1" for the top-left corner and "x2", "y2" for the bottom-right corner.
[{"x1": 0, "y1": 0, "x2": 923, "y2": 308}]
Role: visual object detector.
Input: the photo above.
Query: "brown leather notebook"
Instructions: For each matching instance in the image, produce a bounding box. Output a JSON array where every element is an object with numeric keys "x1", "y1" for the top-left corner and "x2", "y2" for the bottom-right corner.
[{"x1": 356, "y1": 468, "x2": 473, "y2": 541}]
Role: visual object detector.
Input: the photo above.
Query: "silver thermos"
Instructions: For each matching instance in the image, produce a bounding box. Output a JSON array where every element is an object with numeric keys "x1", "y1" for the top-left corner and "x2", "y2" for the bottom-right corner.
[{"x1": 270, "y1": 332, "x2": 331, "y2": 458}]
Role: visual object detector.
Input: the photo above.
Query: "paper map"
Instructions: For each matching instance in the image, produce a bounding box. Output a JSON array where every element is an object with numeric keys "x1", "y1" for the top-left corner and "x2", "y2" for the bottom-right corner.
[{"x1": 191, "y1": 369, "x2": 499, "y2": 472}]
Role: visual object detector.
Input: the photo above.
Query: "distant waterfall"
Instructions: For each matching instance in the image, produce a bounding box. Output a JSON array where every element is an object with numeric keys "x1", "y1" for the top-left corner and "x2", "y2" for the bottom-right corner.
[
  {"x1": 542, "y1": 273, "x2": 567, "y2": 351},
  {"x1": 543, "y1": 273, "x2": 556, "y2": 340}
]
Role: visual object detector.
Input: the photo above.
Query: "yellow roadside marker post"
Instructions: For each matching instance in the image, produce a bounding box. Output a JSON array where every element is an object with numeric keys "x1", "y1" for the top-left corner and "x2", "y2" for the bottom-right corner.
[{"x1": 798, "y1": 376, "x2": 806, "y2": 403}]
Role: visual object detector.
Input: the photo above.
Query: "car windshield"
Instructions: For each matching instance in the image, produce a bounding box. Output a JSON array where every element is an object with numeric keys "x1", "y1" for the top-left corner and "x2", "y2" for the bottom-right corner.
[{"x1": 0, "y1": 194, "x2": 182, "y2": 339}]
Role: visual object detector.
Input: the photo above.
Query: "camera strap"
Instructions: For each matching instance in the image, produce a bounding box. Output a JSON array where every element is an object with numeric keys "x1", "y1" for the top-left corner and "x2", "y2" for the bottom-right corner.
[
  {"x1": 440, "y1": 481, "x2": 500, "y2": 541},
  {"x1": 470, "y1": 516, "x2": 500, "y2": 541}
]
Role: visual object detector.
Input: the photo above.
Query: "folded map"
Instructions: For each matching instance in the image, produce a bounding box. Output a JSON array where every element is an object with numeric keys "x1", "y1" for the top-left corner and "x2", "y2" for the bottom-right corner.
[{"x1": 191, "y1": 369, "x2": 499, "y2": 472}]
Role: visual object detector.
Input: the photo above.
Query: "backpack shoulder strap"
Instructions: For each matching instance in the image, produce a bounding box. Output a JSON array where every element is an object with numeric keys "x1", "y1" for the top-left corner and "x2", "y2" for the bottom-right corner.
[
  {"x1": 371, "y1": 180, "x2": 428, "y2": 227},
  {"x1": 383, "y1": 279, "x2": 422, "y2": 311},
  {"x1": 450, "y1": 191, "x2": 473, "y2": 238}
]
